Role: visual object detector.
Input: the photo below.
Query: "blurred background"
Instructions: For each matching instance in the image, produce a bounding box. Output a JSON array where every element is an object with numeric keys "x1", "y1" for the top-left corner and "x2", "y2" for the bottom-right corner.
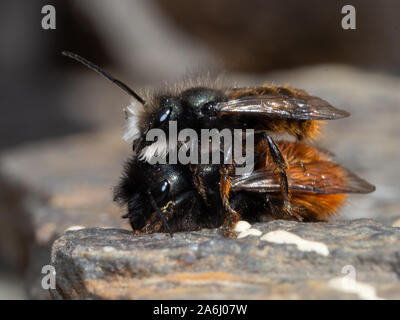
[{"x1": 0, "y1": 0, "x2": 399, "y2": 299}]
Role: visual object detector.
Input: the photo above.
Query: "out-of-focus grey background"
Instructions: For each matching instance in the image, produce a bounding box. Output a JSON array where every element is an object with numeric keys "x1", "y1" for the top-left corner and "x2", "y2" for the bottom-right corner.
[{"x1": 0, "y1": 0, "x2": 399, "y2": 299}]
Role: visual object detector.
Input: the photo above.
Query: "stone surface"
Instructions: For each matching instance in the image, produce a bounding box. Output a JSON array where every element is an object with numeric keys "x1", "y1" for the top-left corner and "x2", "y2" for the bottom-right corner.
[
  {"x1": 0, "y1": 270, "x2": 27, "y2": 300},
  {"x1": 50, "y1": 219, "x2": 400, "y2": 299},
  {"x1": 0, "y1": 129, "x2": 130, "y2": 298},
  {"x1": 0, "y1": 65, "x2": 399, "y2": 299}
]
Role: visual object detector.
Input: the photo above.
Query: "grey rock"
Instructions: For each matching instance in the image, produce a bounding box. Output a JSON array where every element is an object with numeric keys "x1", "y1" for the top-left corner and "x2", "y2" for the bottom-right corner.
[
  {"x1": 0, "y1": 130, "x2": 129, "y2": 299},
  {"x1": 50, "y1": 219, "x2": 400, "y2": 299}
]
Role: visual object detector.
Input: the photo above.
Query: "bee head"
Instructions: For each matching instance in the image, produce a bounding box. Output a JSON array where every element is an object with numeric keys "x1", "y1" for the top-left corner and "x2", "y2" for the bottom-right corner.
[
  {"x1": 135, "y1": 87, "x2": 227, "y2": 162},
  {"x1": 114, "y1": 159, "x2": 191, "y2": 231},
  {"x1": 148, "y1": 95, "x2": 183, "y2": 131}
]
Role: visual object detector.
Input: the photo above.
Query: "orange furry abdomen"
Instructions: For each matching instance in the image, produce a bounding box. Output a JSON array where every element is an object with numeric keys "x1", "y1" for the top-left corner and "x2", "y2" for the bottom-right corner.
[{"x1": 257, "y1": 141, "x2": 349, "y2": 221}]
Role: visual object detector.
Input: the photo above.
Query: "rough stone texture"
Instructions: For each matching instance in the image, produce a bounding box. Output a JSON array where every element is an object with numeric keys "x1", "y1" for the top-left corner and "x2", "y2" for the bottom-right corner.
[
  {"x1": 50, "y1": 219, "x2": 400, "y2": 299},
  {"x1": 0, "y1": 130, "x2": 130, "y2": 298},
  {"x1": 0, "y1": 65, "x2": 399, "y2": 299}
]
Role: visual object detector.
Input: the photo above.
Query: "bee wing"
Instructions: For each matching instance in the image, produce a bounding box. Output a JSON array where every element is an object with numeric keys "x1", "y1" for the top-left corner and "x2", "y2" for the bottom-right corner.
[
  {"x1": 216, "y1": 95, "x2": 350, "y2": 120},
  {"x1": 231, "y1": 161, "x2": 375, "y2": 194}
]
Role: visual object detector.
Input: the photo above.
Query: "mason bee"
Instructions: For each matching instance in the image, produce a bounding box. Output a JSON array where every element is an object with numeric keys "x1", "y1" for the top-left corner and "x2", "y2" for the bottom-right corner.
[
  {"x1": 62, "y1": 51, "x2": 375, "y2": 237},
  {"x1": 113, "y1": 140, "x2": 374, "y2": 237}
]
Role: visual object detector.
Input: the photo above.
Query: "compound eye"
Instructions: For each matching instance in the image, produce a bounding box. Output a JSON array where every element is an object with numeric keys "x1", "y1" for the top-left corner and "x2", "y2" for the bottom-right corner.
[
  {"x1": 153, "y1": 107, "x2": 171, "y2": 128},
  {"x1": 152, "y1": 180, "x2": 170, "y2": 204}
]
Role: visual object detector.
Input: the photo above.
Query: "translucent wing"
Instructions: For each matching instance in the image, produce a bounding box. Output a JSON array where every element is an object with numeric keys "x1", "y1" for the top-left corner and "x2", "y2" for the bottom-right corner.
[
  {"x1": 216, "y1": 95, "x2": 350, "y2": 120},
  {"x1": 231, "y1": 161, "x2": 375, "y2": 194}
]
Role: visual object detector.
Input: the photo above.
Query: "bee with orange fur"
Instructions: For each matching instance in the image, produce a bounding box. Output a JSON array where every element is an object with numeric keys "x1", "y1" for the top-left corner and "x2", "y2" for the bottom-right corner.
[
  {"x1": 219, "y1": 140, "x2": 375, "y2": 236},
  {"x1": 61, "y1": 51, "x2": 373, "y2": 237},
  {"x1": 216, "y1": 83, "x2": 351, "y2": 223}
]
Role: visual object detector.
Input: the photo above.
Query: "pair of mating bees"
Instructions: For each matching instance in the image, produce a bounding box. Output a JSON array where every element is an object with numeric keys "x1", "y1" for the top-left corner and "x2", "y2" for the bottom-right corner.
[{"x1": 63, "y1": 51, "x2": 375, "y2": 238}]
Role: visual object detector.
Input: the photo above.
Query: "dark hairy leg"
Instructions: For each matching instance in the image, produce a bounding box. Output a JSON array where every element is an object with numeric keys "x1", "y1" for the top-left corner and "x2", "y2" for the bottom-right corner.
[
  {"x1": 145, "y1": 190, "x2": 174, "y2": 236},
  {"x1": 259, "y1": 132, "x2": 303, "y2": 221},
  {"x1": 135, "y1": 190, "x2": 199, "y2": 235},
  {"x1": 219, "y1": 165, "x2": 242, "y2": 237}
]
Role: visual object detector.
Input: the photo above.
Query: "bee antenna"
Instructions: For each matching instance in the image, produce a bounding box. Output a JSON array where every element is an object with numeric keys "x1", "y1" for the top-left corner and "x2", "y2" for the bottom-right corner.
[
  {"x1": 146, "y1": 190, "x2": 174, "y2": 237},
  {"x1": 62, "y1": 51, "x2": 146, "y2": 105}
]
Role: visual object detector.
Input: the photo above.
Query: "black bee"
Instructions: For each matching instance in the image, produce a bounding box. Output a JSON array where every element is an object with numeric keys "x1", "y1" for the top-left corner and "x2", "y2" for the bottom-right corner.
[
  {"x1": 62, "y1": 52, "x2": 374, "y2": 237},
  {"x1": 113, "y1": 141, "x2": 374, "y2": 238},
  {"x1": 113, "y1": 159, "x2": 224, "y2": 236}
]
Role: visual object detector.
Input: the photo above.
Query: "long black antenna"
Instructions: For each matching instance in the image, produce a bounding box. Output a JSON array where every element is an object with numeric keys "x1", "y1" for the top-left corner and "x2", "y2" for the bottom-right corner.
[{"x1": 62, "y1": 51, "x2": 145, "y2": 105}]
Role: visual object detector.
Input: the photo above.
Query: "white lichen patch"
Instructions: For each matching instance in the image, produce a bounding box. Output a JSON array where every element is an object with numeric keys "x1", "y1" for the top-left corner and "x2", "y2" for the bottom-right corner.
[
  {"x1": 234, "y1": 221, "x2": 251, "y2": 233},
  {"x1": 237, "y1": 228, "x2": 262, "y2": 239},
  {"x1": 260, "y1": 230, "x2": 330, "y2": 256},
  {"x1": 103, "y1": 246, "x2": 116, "y2": 253},
  {"x1": 392, "y1": 219, "x2": 400, "y2": 228},
  {"x1": 234, "y1": 221, "x2": 262, "y2": 239},
  {"x1": 65, "y1": 225, "x2": 85, "y2": 232},
  {"x1": 328, "y1": 277, "x2": 385, "y2": 300}
]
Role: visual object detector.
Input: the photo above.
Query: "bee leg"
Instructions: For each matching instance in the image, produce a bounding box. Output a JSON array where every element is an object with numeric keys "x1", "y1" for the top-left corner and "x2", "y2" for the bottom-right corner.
[
  {"x1": 261, "y1": 132, "x2": 303, "y2": 221},
  {"x1": 137, "y1": 190, "x2": 199, "y2": 235},
  {"x1": 189, "y1": 165, "x2": 210, "y2": 207},
  {"x1": 219, "y1": 165, "x2": 241, "y2": 238},
  {"x1": 135, "y1": 206, "x2": 176, "y2": 235},
  {"x1": 146, "y1": 190, "x2": 174, "y2": 237},
  {"x1": 134, "y1": 212, "x2": 161, "y2": 235}
]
